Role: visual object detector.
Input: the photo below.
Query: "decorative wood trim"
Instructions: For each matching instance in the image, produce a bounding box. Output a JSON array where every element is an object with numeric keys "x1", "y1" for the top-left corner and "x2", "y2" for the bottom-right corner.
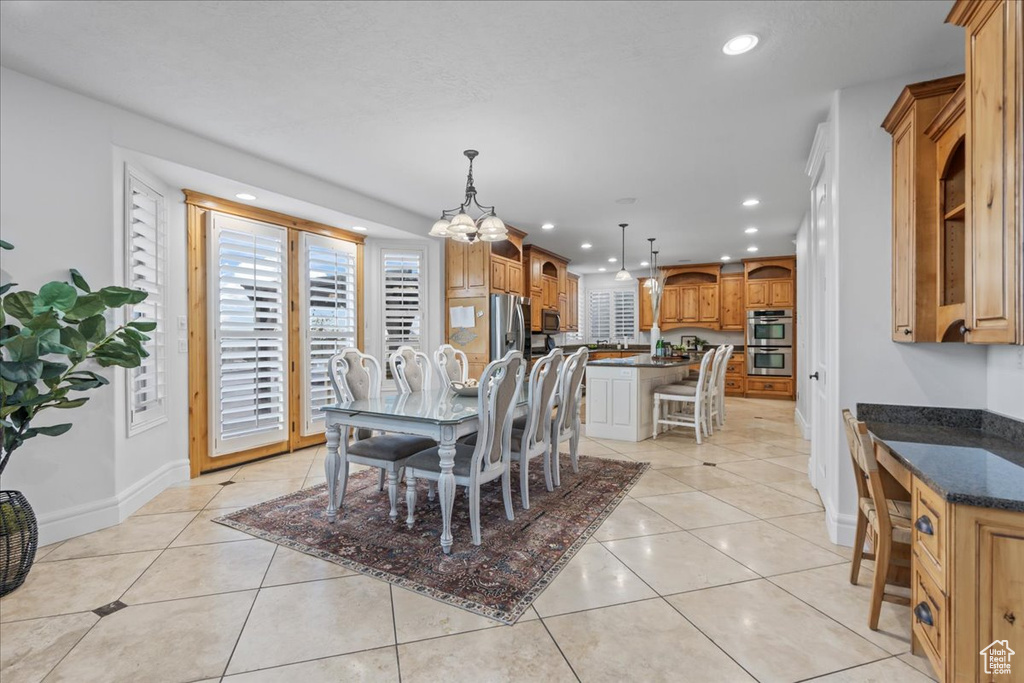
[
  {"x1": 945, "y1": 0, "x2": 997, "y2": 27},
  {"x1": 186, "y1": 202, "x2": 207, "y2": 478},
  {"x1": 183, "y1": 190, "x2": 365, "y2": 244},
  {"x1": 881, "y1": 75, "x2": 965, "y2": 133},
  {"x1": 521, "y1": 243, "x2": 572, "y2": 264},
  {"x1": 924, "y1": 82, "x2": 967, "y2": 141}
]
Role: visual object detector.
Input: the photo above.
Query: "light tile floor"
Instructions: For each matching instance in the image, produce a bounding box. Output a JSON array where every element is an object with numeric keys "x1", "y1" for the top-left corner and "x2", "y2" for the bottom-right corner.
[{"x1": 0, "y1": 398, "x2": 937, "y2": 683}]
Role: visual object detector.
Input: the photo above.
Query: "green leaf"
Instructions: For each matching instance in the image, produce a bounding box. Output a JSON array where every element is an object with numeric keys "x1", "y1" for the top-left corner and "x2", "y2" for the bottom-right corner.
[
  {"x1": 64, "y1": 294, "x2": 106, "y2": 322},
  {"x1": 59, "y1": 327, "x2": 88, "y2": 359},
  {"x1": 32, "y1": 423, "x2": 73, "y2": 437},
  {"x1": 2, "y1": 334, "x2": 39, "y2": 362},
  {"x1": 0, "y1": 360, "x2": 43, "y2": 382},
  {"x1": 0, "y1": 281, "x2": 14, "y2": 296},
  {"x1": 79, "y1": 315, "x2": 106, "y2": 342},
  {"x1": 98, "y1": 286, "x2": 146, "y2": 307},
  {"x1": 0, "y1": 378, "x2": 16, "y2": 395},
  {"x1": 3, "y1": 291, "x2": 37, "y2": 324},
  {"x1": 69, "y1": 269, "x2": 91, "y2": 293},
  {"x1": 35, "y1": 282, "x2": 78, "y2": 313},
  {"x1": 127, "y1": 320, "x2": 157, "y2": 332},
  {"x1": 0, "y1": 240, "x2": 12, "y2": 250},
  {"x1": 25, "y1": 311, "x2": 60, "y2": 331},
  {"x1": 40, "y1": 360, "x2": 68, "y2": 380}
]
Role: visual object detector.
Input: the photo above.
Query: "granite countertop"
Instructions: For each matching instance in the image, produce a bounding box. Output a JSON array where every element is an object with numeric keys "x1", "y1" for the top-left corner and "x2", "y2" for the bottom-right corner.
[
  {"x1": 586, "y1": 354, "x2": 691, "y2": 369},
  {"x1": 858, "y1": 404, "x2": 1024, "y2": 512}
]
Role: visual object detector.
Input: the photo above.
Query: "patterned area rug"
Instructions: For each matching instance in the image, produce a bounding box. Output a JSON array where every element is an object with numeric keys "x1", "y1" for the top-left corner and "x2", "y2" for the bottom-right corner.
[{"x1": 215, "y1": 455, "x2": 647, "y2": 624}]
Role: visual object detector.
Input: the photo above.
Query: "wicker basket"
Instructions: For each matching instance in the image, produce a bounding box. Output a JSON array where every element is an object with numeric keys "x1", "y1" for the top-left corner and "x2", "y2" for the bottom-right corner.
[{"x1": 0, "y1": 490, "x2": 38, "y2": 597}]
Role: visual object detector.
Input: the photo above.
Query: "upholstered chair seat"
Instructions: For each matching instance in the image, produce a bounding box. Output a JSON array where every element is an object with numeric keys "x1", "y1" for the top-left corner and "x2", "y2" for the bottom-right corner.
[
  {"x1": 405, "y1": 444, "x2": 478, "y2": 478},
  {"x1": 348, "y1": 434, "x2": 437, "y2": 461}
]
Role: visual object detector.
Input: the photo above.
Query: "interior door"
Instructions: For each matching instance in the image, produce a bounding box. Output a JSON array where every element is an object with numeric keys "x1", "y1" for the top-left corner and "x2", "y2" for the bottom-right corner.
[{"x1": 808, "y1": 140, "x2": 833, "y2": 495}]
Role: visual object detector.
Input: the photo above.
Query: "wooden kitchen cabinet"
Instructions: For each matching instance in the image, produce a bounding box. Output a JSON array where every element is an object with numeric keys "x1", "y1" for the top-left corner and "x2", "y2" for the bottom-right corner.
[
  {"x1": 638, "y1": 278, "x2": 654, "y2": 330},
  {"x1": 948, "y1": 0, "x2": 1022, "y2": 344},
  {"x1": 490, "y1": 258, "x2": 506, "y2": 293},
  {"x1": 680, "y1": 286, "x2": 699, "y2": 323},
  {"x1": 523, "y1": 244, "x2": 572, "y2": 330},
  {"x1": 542, "y1": 276, "x2": 558, "y2": 310},
  {"x1": 719, "y1": 273, "x2": 745, "y2": 331},
  {"x1": 699, "y1": 284, "x2": 719, "y2": 323},
  {"x1": 744, "y1": 257, "x2": 797, "y2": 309},
  {"x1": 661, "y1": 286, "x2": 681, "y2": 323},
  {"x1": 883, "y1": 74, "x2": 963, "y2": 342},
  {"x1": 446, "y1": 238, "x2": 489, "y2": 298},
  {"x1": 724, "y1": 349, "x2": 745, "y2": 396},
  {"x1": 565, "y1": 273, "x2": 580, "y2": 331},
  {"x1": 506, "y1": 261, "x2": 523, "y2": 296}
]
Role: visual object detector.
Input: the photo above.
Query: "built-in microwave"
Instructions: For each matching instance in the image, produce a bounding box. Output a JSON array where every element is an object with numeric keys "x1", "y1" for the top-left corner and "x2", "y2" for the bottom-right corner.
[
  {"x1": 746, "y1": 309, "x2": 794, "y2": 347},
  {"x1": 541, "y1": 310, "x2": 561, "y2": 335}
]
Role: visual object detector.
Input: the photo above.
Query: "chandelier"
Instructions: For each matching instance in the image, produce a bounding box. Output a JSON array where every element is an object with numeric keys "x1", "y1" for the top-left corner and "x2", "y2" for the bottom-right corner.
[{"x1": 429, "y1": 149, "x2": 507, "y2": 242}]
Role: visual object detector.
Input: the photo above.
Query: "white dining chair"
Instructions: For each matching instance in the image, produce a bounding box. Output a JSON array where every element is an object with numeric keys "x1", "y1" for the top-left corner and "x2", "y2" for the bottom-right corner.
[
  {"x1": 704, "y1": 345, "x2": 731, "y2": 434},
  {"x1": 389, "y1": 345, "x2": 432, "y2": 393},
  {"x1": 550, "y1": 347, "x2": 588, "y2": 487},
  {"x1": 710, "y1": 344, "x2": 734, "y2": 429},
  {"x1": 513, "y1": 349, "x2": 563, "y2": 508},
  {"x1": 652, "y1": 347, "x2": 716, "y2": 443},
  {"x1": 403, "y1": 350, "x2": 525, "y2": 545},
  {"x1": 434, "y1": 344, "x2": 469, "y2": 390},
  {"x1": 327, "y1": 348, "x2": 436, "y2": 521}
]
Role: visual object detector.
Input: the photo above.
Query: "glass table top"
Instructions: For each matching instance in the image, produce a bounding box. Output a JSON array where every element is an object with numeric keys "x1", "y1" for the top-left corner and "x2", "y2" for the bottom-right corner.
[{"x1": 322, "y1": 388, "x2": 528, "y2": 425}]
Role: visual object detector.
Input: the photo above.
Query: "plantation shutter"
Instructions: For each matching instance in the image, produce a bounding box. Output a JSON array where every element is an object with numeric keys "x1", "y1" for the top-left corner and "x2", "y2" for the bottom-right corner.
[
  {"x1": 382, "y1": 250, "x2": 423, "y2": 378},
  {"x1": 588, "y1": 291, "x2": 612, "y2": 341},
  {"x1": 613, "y1": 290, "x2": 637, "y2": 339},
  {"x1": 301, "y1": 232, "x2": 358, "y2": 436},
  {"x1": 125, "y1": 171, "x2": 167, "y2": 433},
  {"x1": 209, "y1": 213, "x2": 288, "y2": 455}
]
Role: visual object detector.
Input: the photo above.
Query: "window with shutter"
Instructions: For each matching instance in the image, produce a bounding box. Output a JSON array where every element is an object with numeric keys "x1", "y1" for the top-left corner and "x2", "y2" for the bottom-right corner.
[
  {"x1": 125, "y1": 169, "x2": 167, "y2": 434},
  {"x1": 209, "y1": 213, "x2": 289, "y2": 454},
  {"x1": 587, "y1": 288, "x2": 637, "y2": 343},
  {"x1": 381, "y1": 249, "x2": 423, "y2": 379},
  {"x1": 300, "y1": 232, "x2": 358, "y2": 436}
]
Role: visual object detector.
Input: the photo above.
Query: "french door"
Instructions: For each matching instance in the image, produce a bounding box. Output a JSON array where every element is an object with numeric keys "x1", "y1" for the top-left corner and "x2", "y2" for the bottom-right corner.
[{"x1": 186, "y1": 191, "x2": 363, "y2": 475}]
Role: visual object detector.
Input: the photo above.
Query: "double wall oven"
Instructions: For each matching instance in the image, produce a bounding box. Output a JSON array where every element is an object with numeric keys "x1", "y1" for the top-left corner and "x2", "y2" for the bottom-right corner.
[{"x1": 746, "y1": 309, "x2": 793, "y2": 377}]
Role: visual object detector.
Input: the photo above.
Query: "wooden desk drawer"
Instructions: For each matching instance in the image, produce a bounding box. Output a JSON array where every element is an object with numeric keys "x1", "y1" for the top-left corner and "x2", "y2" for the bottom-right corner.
[
  {"x1": 745, "y1": 377, "x2": 793, "y2": 395},
  {"x1": 912, "y1": 480, "x2": 949, "y2": 586},
  {"x1": 725, "y1": 359, "x2": 745, "y2": 376},
  {"x1": 911, "y1": 558, "x2": 948, "y2": 681},
  {"x1": 724, "y1": 377, "x2": 745, "y2": 396}
]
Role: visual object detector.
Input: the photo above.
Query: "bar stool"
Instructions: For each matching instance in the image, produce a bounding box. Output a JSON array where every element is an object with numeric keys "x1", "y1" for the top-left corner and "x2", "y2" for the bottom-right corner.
[{"x1": 652, "y1": 348, "x2": 716, "y2": 444}]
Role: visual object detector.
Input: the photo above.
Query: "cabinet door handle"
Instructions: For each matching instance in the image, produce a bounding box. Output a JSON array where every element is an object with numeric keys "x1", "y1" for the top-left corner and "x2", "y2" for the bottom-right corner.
[
  {"x1": 914, "y1": 602, "x2": 934, "y2": 627},
  {"x1": 809, "y1": 372, "x2": 820, "y2": 380},
  {"x1": 903, "y1": 328, "x2": 913, "y2": 336},
  {"x1": 914, "y1": 515, "x2": 934, "y2": 536},
  {"x1": 960, "y1": 324, "x2": 970, "y2": 336}
]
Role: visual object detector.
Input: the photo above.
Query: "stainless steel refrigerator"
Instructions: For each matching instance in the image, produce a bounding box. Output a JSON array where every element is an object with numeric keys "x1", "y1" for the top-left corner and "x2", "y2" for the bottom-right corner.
[{"x1": 489, "y1": 294, "x2": 532, "y2": 363}]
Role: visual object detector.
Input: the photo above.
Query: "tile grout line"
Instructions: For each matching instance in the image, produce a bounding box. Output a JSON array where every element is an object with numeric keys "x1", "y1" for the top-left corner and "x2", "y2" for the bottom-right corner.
[
  {"x1": 389, "y1": 584, "x2": 403, "y2": 683},
  {"x1": 535, "y1": 614, "x2": 582, "y2": 682},
  {"x1": 220, "y1": 543, "x2": 279, "y2": 679},
  {"x1": 792, "y1": 654, "x2": 905, "y2": 682}
]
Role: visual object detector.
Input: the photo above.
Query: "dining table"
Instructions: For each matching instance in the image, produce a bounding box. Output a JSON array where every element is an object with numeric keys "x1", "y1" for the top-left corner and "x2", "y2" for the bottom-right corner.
[{"x1": 322, "y1": 387, "x2": 527, "y2": 554}]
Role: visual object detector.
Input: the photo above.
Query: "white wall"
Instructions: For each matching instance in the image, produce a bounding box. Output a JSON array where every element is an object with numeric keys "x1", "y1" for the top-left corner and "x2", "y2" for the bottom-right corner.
[
  {"x1": 987, "y1": 347, "x2": 1024, "y2": 419},
  {"x1": 0, "y1": 67, "x2": 432, "y2": 544},
  {"x1": 816, "y1": 67, "x2": 990, "y2": 544}
]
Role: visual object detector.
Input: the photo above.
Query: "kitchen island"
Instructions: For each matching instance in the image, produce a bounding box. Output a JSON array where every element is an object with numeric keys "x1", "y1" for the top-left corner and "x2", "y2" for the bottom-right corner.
[{"x1": 585, "y1": 354, "x2": 692, "y2": 442}]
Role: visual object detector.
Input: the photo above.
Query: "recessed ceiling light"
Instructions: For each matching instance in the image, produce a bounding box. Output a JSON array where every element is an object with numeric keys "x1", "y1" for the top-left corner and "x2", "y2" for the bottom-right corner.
[
  {"x1": 615, "y1": 197, "x2": 638, "y2": 205},
  {"x1": 235, "y1": 193, "x2": 257, "y2": 201},
  {"x1": 352, "y1": 226, "x2": 367, "y2": 232},
  {"x1": 721, "y1": 255, "x2": 732, "y2": 261},
  {"x1": 608, "y1": 257, "x2": 617, "y2": 263},
  {"x1": 598, "y1": 267, "x2": 607, "y2": 272},
  {"x1": 541, "y1": 223, "x2": 555, "y2": 230},
  {"x1": 640, "y1": 261, "x2": 650, "y2": 267},
  {"x1": 745, "y1": 227, "x2": 759, "y2": 234},
  {"x1": 742, "y1": 198, "x2": 760, "y2": 207},
  {"x1": 747, "y1": 246, "x2": 759, "y2": 252},
  {"x1": 723, "y1": 34, "x2": 759, "y2": 56},
  {"x1": 581, "y1": 242, "x2": 592, "y2": 249}
]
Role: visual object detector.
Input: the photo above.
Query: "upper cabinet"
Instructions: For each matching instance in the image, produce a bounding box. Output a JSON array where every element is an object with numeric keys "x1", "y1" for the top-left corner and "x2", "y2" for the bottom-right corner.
[
  {"x1": 883, "y1": 75, "x2": 964, "y2": 342},
  {"x1": 744, "y1": 257, "x2": 796, "y2": 309},
  {"x1": 445, "y1": 226, "x2": 527, "y2": 300},
  {"x1": 884, "y1": 0, "x2": 1022, "y2": 346},
  {"x1": 523, "y1": 245, "x2": 571, "y2": 331},
  {"x1": 564, "y1": 273, "x2": 580, "y2": 332},
  {"x1": 661, "y1": 264, "x2": 722, "y2": 328},
  {"x1": 719, "y1": 272, "x2": 745, "y2": 331},
  {"x1": 948, "y1": 0, "x2": 1022, "y2": 344}
]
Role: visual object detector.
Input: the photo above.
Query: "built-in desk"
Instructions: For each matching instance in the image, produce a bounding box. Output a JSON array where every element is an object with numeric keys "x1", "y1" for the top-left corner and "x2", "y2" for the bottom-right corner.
[{"x1": 859, "y1": 404, "x2": 1024, "y2": 683}]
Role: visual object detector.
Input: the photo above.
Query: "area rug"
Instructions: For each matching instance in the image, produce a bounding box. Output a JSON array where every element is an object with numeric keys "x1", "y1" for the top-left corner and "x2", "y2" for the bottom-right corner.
[{"x1": 215, "y1": 455, "x2": 647, "y2": 624}]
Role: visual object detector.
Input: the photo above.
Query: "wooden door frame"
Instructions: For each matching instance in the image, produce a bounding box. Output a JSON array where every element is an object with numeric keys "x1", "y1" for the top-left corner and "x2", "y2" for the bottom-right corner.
[{"x1": 184, "y1": 190, "x2": 365, "y2": 477}]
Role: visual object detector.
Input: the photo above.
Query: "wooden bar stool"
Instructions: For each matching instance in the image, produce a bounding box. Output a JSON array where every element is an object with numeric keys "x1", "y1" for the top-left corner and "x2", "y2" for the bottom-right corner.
[{"x1": 842, "y1": 409, "x2": 912, "y2": 630}]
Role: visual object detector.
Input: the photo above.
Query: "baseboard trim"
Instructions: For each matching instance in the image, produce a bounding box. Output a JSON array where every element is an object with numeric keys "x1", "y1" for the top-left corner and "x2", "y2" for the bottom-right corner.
[
  {"x1": 36, "y1": 459, "x2": 189, "y2": 546},
  {"x1": 824, "y1": 503, "x2": 857, "y2": 548},
  {"x1": 794, "y1": 407, "x2": 810, "y2": 440}
]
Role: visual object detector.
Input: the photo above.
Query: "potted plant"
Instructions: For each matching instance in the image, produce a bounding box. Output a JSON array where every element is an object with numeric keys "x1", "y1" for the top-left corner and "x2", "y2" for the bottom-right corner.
[
  {"x1": 0, "y1": 240, "x2": 152, "y2": 596},
  {"x1": 693, "y1": 336, "x2": 709, "y2": 351}
]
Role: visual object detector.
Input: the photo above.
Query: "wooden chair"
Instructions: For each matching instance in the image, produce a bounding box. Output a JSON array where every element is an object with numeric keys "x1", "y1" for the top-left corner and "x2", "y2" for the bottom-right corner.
[
  {"x1": 653, "y1": 347, "x2": 716, "y2": 443},
  {"x1": 404, "y1": 351, "x2": 525, "y2": 545},
  {"x1": 389, "y1": 345, "x2": 432, "y2": 393},
  {"x1": 433, "y1": 344, "x2": 468, "y2": 390},
  {"x1": 326, "y1": 348, "x2": 436, "y2": 521},
  {"x1": 842, "y1": 409, "x2": 912, "y2": 630},
  {"x1": 550, "y1": 347, "x2": 588, "y2": 487}
]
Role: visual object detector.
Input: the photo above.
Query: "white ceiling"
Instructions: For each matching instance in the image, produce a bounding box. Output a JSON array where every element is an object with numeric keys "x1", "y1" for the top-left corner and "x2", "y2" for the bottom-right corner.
[{"x1": 1, "y1": 1, "x2": 962, "y2": 272}]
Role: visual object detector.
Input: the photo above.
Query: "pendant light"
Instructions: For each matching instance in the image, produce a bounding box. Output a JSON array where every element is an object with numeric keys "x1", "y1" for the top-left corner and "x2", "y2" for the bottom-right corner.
[
  {"x1": 644, "y1": 238, "x2": 658, "y2": 289},
  {"x1": 429, "y1": 149, "x2": 507, "y2": 242},
  {"x1": 614, "y1": 223, "x2": 633, "y2": 281}
]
